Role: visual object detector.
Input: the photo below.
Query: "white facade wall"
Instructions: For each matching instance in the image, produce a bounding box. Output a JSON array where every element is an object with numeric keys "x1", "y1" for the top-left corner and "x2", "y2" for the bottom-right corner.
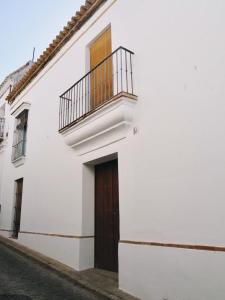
[
  {"x1": 1, "y1": 1, "x2": 225, "y2": 299},
  {"x1": 0, "y1": 87, "x2": 14, "y2": 235}
]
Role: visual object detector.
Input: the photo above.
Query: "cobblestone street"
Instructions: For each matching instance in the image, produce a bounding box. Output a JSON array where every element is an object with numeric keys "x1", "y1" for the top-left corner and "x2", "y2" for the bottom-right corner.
[{"x1": 0, "y1": 242, "x2": 106, "y2": 300}]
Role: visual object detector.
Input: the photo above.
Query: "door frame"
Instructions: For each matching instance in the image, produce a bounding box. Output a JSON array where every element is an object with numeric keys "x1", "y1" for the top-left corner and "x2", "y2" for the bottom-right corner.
[
  {"x1": 81, "y1": 153, "x2": 119, "y2": 271},
  {"x1": 85, "y1": 24, "x2": 112, "y2": 77}
]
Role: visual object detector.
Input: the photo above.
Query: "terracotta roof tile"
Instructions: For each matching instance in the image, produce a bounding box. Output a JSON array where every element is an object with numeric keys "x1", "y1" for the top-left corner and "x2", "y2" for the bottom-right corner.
[{"x1": 7, "y1": 0, "x2": 106, "y2": 103}]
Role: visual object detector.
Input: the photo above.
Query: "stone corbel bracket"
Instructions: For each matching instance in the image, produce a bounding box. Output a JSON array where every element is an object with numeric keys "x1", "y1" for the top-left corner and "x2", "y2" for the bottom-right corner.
[{"x1": 61, "y1": 95, "x2": 137, "y2": 155}]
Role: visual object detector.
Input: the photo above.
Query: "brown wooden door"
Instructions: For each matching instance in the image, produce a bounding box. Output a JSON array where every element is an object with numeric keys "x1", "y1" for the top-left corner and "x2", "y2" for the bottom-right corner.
[
  {"x1": 95, "y1": 159, "x2": 119, "y2": 272},
  {"x1": 13, "y1": 178, "x2": 23, "y2": 238},
  {"x1": 90, "y1": 27, "x2": 112, "y2": 108}
]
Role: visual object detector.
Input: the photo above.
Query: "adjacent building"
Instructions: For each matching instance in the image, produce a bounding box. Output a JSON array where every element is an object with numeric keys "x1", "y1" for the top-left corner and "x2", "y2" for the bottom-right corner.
[
  {"x1": 0, "y1": 61, "x2": 33, "y2": 224},
  {"x1": 1, "y1": 1, "x2": 225, "y2": 299}
]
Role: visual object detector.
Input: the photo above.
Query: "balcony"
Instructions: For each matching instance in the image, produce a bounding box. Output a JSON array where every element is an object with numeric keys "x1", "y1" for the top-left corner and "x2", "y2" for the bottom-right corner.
[
  {"x1": 59, "y1": 47, "x2": 137, "y2": 154},
  {"x1": 0, "y1": 118, "x2": 5, "y2": 142}
]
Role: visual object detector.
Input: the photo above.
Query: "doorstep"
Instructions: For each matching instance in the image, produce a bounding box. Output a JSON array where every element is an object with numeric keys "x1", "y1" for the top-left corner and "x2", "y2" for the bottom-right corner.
[{"x1": 0, "y1": 235, "x2": 138, "y2": 300}]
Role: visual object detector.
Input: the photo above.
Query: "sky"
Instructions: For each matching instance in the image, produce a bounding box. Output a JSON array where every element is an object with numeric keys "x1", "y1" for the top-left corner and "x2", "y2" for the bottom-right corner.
[{"x1": 0, "y1": 0, "x2": 84, "y2": 83}]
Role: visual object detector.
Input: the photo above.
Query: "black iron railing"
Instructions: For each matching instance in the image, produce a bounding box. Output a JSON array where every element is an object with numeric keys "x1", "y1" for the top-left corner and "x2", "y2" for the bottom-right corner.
[
  {"x1": 12, "y1": 140, "x2": 26, "y2": 161},
  {"x1": 59, "y1": 46, "x2": 135, "y2": 131},
  {"x1": 0, "y1": 118, "x2": 4, "y2": 140}
]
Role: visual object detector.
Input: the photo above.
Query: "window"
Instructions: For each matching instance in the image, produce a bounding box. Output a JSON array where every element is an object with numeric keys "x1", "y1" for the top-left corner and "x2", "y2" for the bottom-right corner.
[
  {"x1": 12, "y1": 110, "x2": 28, "y2": 161},
  {"x1": 0, "y1": 104, "x2": 5, "y2": 143},
  {"x1": 0, "y1": 117, "x2": 4, "y2": 142}
]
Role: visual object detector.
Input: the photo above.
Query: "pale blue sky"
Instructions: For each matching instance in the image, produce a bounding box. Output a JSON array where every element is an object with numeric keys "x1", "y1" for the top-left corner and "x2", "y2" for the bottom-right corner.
[{"x1": 0, "y1": 0, "x2": 84, "y2": 83}]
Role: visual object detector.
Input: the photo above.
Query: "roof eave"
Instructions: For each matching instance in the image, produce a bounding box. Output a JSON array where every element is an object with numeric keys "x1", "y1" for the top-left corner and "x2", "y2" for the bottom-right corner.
[{"x1": 7, "y1": 0, "x2": 107, "y2": 104}]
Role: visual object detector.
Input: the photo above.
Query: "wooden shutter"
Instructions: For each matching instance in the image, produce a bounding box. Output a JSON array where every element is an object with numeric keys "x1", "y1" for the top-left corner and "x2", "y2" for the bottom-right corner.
[{"x1": 90, "y1": 27, "x2": 112, "y2": 108}]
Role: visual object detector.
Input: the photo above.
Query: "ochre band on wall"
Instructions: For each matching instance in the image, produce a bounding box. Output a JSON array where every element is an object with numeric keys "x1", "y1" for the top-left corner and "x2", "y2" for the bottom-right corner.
[
  {"x1": 20, "y1": 231, "x2": 94, "y2": 239},
  {"x1": 120, "y1": 240, "x2": 225, "y2": 252}
]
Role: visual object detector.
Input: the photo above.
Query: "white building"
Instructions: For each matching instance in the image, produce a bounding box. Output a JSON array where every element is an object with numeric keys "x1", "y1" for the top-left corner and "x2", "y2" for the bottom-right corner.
[
  {"x1": 1, "y1": 1, "x2": 225, "y2": 299},
  {"x1": 0, "y1": 61, "x2": 33, "y2": 214}
]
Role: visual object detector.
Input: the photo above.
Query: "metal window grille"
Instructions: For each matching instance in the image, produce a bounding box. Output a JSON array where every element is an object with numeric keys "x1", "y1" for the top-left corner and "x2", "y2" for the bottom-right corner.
[
  {"x1": 0, "y1": 118, "x2": 4, "y2": 141},
  {"x1": 12, "y1": 110, "x2": 28, "y2": 161}
]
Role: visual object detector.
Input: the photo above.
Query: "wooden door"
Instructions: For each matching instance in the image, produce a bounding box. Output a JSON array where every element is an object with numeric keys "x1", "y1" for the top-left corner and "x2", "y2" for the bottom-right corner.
[
  {"x1": 95, "y1": 159, "x2": 119, "y2": 272},
  {"x1": 90, "y1": 27, "x2": 112, "y2": 108},
  {"x1": 13, "y1": 178, "x2": 23, "y2": 238}
]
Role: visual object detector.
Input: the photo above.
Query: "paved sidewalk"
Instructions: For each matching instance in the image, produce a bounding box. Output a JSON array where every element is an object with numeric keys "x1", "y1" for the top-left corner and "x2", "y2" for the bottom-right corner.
[
  {"x1": 0, "y1": 242, "x2": 106, "y2": 300},
  {"x1": 0, "y1": 236, "x2": 138, "y2": 300}
]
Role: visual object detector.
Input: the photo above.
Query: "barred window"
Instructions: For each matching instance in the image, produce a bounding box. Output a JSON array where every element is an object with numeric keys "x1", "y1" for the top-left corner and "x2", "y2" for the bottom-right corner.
[{"x1": 12, "y1": 110, "x2": 28, "y2": 161}]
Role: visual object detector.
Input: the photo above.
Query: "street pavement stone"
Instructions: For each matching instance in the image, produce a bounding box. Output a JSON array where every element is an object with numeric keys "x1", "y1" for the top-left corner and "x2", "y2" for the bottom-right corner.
[{"x1": 0, "y1": 243, "x2": 106, "y2": 300}]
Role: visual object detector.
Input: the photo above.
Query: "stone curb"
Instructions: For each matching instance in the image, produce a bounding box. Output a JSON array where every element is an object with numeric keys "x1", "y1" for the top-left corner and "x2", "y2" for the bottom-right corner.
[{"x1": 0, "y1": 235, "x2": 138, "y2": 300}]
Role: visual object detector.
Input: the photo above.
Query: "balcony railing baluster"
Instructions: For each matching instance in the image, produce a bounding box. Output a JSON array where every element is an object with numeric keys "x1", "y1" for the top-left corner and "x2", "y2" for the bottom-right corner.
[{"x1": 59, "y1": 46, "x2": 135, "y2": 131}]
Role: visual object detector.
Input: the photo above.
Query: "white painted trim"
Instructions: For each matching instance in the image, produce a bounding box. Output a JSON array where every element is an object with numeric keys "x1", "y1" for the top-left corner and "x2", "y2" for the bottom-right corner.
[
  {"x1": 11, "y1": 156, "x2": 26, "y2": 168},
  {"x1": 11, "y1": 102, "x2": 31, "y2": 117}
]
